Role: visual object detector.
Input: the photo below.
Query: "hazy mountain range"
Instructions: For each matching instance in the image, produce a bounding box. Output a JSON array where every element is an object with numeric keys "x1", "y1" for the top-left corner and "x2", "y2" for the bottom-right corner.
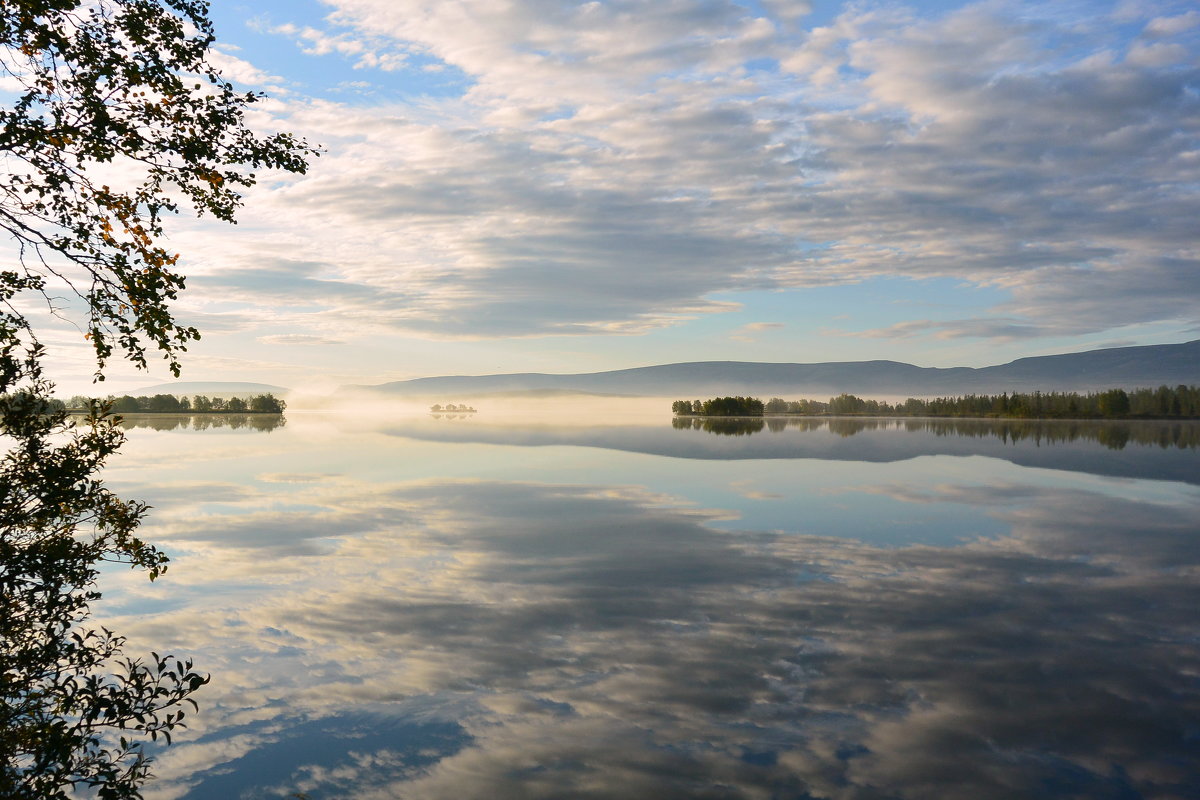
[
  {"x1": 348, "y1": 340, "x2": 1200, "y2": 399},
  {"x1": 134, "y1": 381, "x2": 289, "y2": 399}
]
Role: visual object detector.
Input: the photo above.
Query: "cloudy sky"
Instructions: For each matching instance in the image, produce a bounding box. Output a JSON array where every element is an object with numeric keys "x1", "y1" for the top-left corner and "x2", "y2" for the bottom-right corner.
[{"x1": 45, "y1": 0, "x2": 1200, "y2": 393}]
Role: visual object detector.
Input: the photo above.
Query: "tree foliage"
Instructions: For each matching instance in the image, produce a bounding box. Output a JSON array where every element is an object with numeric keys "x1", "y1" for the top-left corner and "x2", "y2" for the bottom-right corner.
[
  {"x1": 673, "y1": 396, "x2": 765, "y2": 416},
  {"x1": 1, "y1": 0, "x2": 314, "y2": 377},
  {"x1": 247, "y1": 392, "x2": 283, "y2": 413},
  {"x1": 1, "y1": 1, "x2": 313, "y2": 796}
]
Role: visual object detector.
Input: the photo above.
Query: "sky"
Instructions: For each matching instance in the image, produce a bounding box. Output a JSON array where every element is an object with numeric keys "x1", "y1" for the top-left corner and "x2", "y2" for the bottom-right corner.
[{"x1": 30, "y1": 0, "x2": 1200, "y2": 394}]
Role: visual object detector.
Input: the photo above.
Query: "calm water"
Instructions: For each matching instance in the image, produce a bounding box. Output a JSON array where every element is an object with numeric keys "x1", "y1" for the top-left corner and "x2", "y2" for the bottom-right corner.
[{"x1": 95, "y1": 413, "x2": 1200, "y2": 799}]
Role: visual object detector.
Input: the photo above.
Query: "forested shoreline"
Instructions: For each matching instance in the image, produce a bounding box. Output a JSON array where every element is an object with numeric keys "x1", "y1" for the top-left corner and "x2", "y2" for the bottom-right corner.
[
  {"x1": 674, "y1": 385, "x2": 1200, "y2": 420},
  {"x1": 59, "y1": 393, "x2": 287, "y2": 414}
]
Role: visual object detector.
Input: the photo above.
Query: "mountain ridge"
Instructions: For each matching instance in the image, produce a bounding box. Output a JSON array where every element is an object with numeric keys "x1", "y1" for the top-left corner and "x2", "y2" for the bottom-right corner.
[{"x1": 346, "y1": 340, "x2": 1200, "y2": 398}]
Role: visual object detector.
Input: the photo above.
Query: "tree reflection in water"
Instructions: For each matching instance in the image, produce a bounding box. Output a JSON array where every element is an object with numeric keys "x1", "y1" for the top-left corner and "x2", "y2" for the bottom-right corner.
[
  {"x1": 675, "y1": 415, "x2": 1200, "y2": 449},
  {"x1": 111, "y1": 413, "x2": 288, "y2": 433},
  {"x1": 672, "y1": 416, "x2": 765, "y2": 435}
]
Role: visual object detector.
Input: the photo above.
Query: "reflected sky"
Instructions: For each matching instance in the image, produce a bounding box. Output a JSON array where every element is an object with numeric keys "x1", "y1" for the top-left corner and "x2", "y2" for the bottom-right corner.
[{"x1": 93, "y1": 414, "x2": 1200, "y2": 799}]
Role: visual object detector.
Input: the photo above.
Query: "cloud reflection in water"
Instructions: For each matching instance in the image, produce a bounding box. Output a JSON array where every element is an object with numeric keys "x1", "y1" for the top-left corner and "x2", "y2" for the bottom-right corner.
[{"x1": 99, "y1": 457, "x2": 1200, "y2": 800}]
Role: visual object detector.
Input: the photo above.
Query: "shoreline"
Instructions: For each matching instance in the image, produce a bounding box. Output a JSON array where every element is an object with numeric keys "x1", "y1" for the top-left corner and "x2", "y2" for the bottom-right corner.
[
  {"x1": 66, "y1": 410, "x2": 286, "y2": 416},
  {"x1": 674, "y1": 413, "x2": 1200, "y2": 422}
]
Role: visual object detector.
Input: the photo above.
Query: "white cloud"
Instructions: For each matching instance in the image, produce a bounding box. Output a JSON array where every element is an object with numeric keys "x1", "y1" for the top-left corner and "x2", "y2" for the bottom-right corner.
[
  {"x1": 731, "y1": 321, "x2": 785, "y2": 342},
  {"x1": 208, "y1": 46, "x2": 287, "y2": 90},
  {"x1": 258, "y1": 334, "x2": 346, "y2": 346},
  {"x1": 1143, "y1": 10, "x2": 1200, "y2": 36},
  {"x1": 269, "y1": 21, "x2": 411, "y2": 71},
  {"x1": 169, "y1": 0, "x2": 1200, "y2": 352}
]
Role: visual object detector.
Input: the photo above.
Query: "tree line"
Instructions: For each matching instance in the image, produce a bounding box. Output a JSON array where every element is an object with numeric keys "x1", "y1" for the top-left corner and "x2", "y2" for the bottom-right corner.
[
  {"x1": 674, "y1": 385, "x2": 1200, "y2": 419},
  {"x1": 62, "y1": 393, "x2": 287, "y2": 414}
]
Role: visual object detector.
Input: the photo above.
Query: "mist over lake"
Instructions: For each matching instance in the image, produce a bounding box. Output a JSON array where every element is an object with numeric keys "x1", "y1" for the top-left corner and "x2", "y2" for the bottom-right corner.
[{"x1": 92, "y1": 408, "x2": 1200, "y2": 799}]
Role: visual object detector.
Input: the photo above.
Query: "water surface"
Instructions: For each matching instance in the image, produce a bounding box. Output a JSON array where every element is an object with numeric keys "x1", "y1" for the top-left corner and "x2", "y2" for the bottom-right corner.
[{"x1": 97, "y1": 414, "x2": 1200, "y2": 799}]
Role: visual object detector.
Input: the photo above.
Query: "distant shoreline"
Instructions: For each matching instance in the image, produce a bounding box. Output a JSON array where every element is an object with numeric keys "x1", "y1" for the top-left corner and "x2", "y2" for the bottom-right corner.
[
  {"x1": 66, "y1": 410, "x2": 285, "y2": 416},
  {"x1": 676, "y1": 412, "x2": 1200, "y2": 422}
]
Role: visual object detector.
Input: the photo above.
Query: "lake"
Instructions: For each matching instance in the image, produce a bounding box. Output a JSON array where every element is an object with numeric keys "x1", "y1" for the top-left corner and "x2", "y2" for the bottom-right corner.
[{"x1": 94, "y1": 411, "x2": 1200, "y2": 799}]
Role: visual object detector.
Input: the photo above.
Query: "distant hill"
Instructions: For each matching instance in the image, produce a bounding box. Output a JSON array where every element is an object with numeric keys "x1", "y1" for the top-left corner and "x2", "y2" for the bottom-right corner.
[
  {"x1": 132, "y1": 381, "x2": 289, "y2": 399},
  {"x1": 347, "y1": 340, "x2": 1200, "y2": 399}
]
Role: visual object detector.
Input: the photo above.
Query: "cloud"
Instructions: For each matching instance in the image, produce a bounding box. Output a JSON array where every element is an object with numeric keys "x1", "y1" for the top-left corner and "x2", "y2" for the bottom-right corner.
[
  {"x1": 268, "y1": 21, "x2": 411, "y2": 72},
  {"x1": 208, "y1": 46, "x2": 287, "y2": 90},
  {"x1": 256, "y1": 472, "x2": 342, "y2": 483},
  {"x1": 1143, "y1": 10, "x2": 1200, "y2": 36},
  {"x1": 838, "y1": 317, "x2": 1052, "y2": 341},
  {"x1": 730, "y1": 479, "x2": 783, "y2": 499},
  {"x1": 730, "y1": 321, "x2": 786, "y2": 342},
  {"x1": 257, "y1": 334, "x2": 345, "y2": 346},
  {"x1": 172, "y1": 0, "x2": 1200, "y2": 349}
]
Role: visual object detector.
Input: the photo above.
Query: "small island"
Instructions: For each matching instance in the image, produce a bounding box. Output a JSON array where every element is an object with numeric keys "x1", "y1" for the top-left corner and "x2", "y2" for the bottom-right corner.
[
  {"x1": 672, "y1": 397, "x2": 764, "y2": 416},
  {"x1": 430, "y1": 403, "x2": 477, "y2": 413}
]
